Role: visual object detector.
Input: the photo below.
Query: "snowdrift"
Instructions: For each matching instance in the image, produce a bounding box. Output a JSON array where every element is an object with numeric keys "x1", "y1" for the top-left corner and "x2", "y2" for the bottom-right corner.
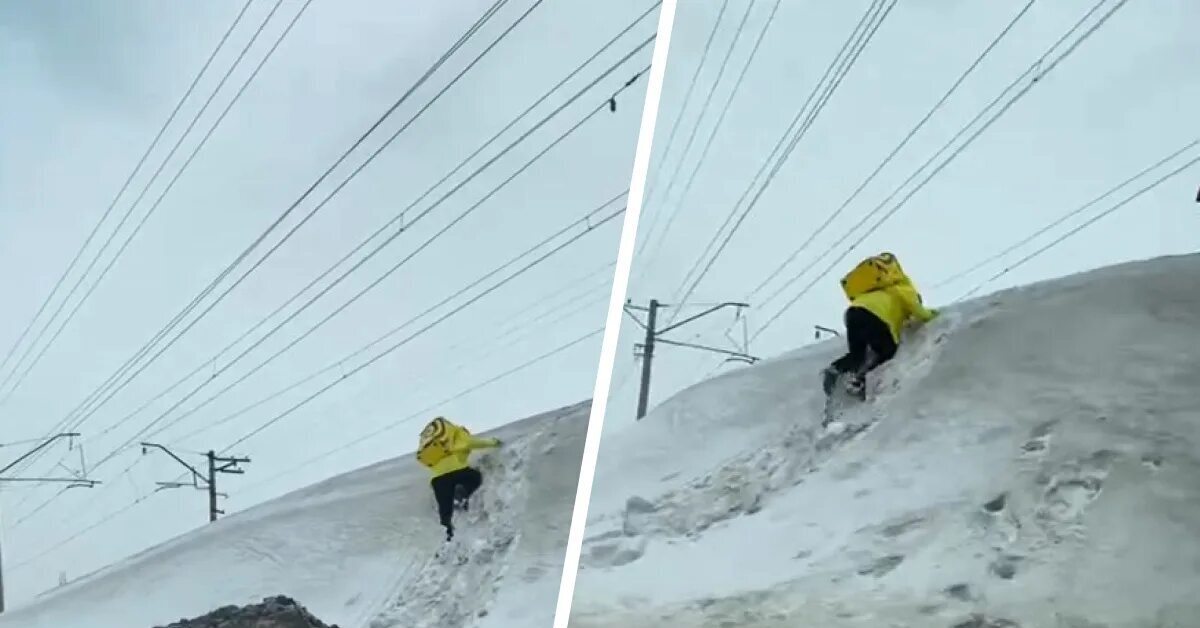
[
  {"x1": 0, "y1": 401, "x2": 590, "y2": 628},
  {"x1": 571, "y1": 254, "x2": 1200, "y2": 627}
]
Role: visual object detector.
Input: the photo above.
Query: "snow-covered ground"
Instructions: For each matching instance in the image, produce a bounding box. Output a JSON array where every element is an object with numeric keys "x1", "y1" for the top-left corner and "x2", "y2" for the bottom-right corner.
[
  {"x1": 571, "y1": 253, "x2": 1200, "y2": 627},
  {"x1": 0, "y1": 401, "x2": 588, "y2": 628}
]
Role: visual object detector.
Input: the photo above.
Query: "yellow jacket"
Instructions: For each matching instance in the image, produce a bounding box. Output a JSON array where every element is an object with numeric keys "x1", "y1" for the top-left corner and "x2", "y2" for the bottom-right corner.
[
  {"x1": 426, "y1": 422, "x2": 500, "y2": 479},
  {"x1": 850, "y1": 280, "x2": 936, "y2": 342}
]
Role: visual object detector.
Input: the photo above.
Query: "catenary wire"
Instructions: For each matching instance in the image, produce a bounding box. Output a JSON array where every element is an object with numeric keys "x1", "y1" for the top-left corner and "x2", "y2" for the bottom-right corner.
[
  {"x1": 84, "y1": 53, "x2": 652, "y2": 471},
  {"x1": 750, "y1": 0, "x2": 1131, "y2": 340},
  {"x1": 640, "y1": 0, "x2": 732, "y2": 205},
  {"x1": 145, "y1": 189, "x2": 627, "y2": 443},
  {"x1": 8, "y1": 0, "x2": 526, "y2": 480},
  {"x1": 0, "y1": 0, "x2": 295, "y2": 403},
  {"x1": 60, "y1": 0, "x2": 529, "y2": 438},
  {"x1": 634, "y1": 0, "x2": 760, "y2": 277},
  {"x1": 68, "y1": 5, "x2": 658, "y2": 448},
  {"x1": 0, "y1": 0, "x2": 256, "y2": 386},
  {"x1": 667, "y1": 0, "x2": 895, "y2": 327},
  {"x1": 633, "y1": 0, "x2": 781, "y2": 285},
  {"x1": 958, "y1": 150, "x2": 1200, "y2": 301},
  {"x1": 933, "y1": 137, "x2": 1200, "y2": 292},
  {"x1": 745, "y1": 0, "x2": 1036, "y2": 302}
]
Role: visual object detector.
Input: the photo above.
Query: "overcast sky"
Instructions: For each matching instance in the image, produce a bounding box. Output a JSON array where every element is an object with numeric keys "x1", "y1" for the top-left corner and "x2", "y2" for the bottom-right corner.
[
  {"x1": 601, "y1": 0, "x2": 1200, "y2": 437},
  {"x1": 3, "y1": 0, "x2": 1198, "y2": 611},
  {"x1": 0, "y1": 0, "x2": 659, "y2": 603}
]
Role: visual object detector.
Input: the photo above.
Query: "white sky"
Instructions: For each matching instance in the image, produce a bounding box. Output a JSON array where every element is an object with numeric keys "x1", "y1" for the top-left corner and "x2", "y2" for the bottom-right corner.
[
  {"x1": 602, "y1": 0, "x2": 1200, "y2": 436},
  {"x1": 0, "y1": 0, "x2": 659, "y2": 604}
]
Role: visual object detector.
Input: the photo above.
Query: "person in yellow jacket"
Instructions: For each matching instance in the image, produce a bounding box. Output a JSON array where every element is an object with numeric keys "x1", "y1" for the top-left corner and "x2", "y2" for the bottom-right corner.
[
  {"x1": 822, "y1": 275, "x2": 938, "y2": 399},
  {"x1": 417, "y1": 416, "x2": 502, "y2": 541}
]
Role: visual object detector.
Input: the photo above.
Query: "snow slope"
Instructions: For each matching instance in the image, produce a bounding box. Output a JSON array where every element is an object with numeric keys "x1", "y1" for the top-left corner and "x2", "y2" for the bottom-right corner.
[
  {"x1": 571, "y1": 253, "x2": 1200, "y2": 627},
  {"x1": 0, "y1": 401, "x2": 589, "y2": 628}
]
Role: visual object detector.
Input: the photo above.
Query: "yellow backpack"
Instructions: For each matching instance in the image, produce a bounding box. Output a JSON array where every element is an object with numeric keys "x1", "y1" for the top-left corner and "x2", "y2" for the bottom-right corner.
[
  {"x1": 840, "y1": 252, "x2": 909, "y2": 301},
  {"x1": 417, "y1": 417, "x2": 456, "y2": 469}
]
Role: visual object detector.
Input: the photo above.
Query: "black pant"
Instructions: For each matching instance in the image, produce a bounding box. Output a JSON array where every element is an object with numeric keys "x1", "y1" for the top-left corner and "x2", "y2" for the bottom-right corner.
[
  {"x1": 431, "y1": 467, "x2": 483, "y2": 540},
  {"x1": 830, "y1": 306, "x2": 897, "y2": 376}
]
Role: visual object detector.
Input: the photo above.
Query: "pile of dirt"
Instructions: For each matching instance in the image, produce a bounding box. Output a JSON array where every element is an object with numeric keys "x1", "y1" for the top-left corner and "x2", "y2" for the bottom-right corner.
[{"x1": 152, "y1": 595, "x2": 339, "y2": 628}]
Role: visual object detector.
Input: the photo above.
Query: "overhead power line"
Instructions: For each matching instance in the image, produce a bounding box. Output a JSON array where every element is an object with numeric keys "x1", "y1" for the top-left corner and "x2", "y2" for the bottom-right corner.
[
  {"x1": 5, "y1": 0, "x2": 524, "y2": 479},
  {"x1": 169, "y1": 260, "x2": 615, "y2": 447},
  {"x1": 3, "y1": 0, "x2": 319, "y2": 412},
  {"x1": 52, "y1": 4, "x2": 659, "y2": 461},
  {"x1": 65, "y1": 0, "x2": 530, "y2": 438},
  {"x1": 746, "y1": 0, "x2": 1035, "y2": 303},
  {"x1": 634, "y1": 0, "x2": 761, "y2": 276},
  {"x1": 84, "y1": 49, "x2": 652, "y2": 473},
  {"x1": 10, "y1": 323, "x2": 603, "y2": 570},
  {"x1": 667, "y1": 0, "x2": 895, "y2": 327},
  {"x1": 633, "y1": 0, "x2": 781, "y2": 282},
  {"x1": 147, "y1": 190, "x2": 628, "y2": 445},
  {"x1": 8, "y1": 27, "x2": 653, "y2": 527},
  {"x1": 237, "y1": 326, "x2": 605, "y2": 499},
  {"x1": 933, "y1": 137, "x2": 1200, "y2": 293},
  {"x1": 0, "y1": 0, "x2": 256, "y2": 391},
  {"x1": 957, "y1": 146, "x2": 1200, "y2": 301},
  {"x1": 641, "y1": 0, "x2": 732, "y2": 203},
  {"x1": 0, "y1": 0, "x2": 280, "y2": 405},
  {"x1": 750, "y1": 0, "x2": 1131, "y2": 340},
  {"x1": 218, "y1": 204, "x2": 626, "y2": 453}
]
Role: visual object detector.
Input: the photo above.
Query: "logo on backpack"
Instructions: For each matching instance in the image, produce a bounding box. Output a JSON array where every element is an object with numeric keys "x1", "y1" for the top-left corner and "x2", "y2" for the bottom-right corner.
[
  {"x1": 417, "y1": 417, "x2": 452, "y2": 469},
  {"x1": 840, "y1": 252, "x2": 909, "y2": 300}
]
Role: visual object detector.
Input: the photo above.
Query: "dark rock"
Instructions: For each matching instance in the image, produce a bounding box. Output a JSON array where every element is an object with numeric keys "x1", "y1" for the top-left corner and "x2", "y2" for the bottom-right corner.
[
  {"x1": 151, "y1": 595, "x2": 339, "y2": 628},
  {"x1": 952, "y1": 613, "x2": 1020, "y2": 627}
]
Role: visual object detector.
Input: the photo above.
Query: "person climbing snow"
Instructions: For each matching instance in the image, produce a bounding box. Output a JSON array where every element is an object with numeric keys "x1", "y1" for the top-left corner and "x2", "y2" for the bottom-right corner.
[
  {"x1": 417, "y1": 416, "x2": 501, "y2": 542},
  {"x1": 822, "y1": 252, "x2": 938, "y2": 400}
]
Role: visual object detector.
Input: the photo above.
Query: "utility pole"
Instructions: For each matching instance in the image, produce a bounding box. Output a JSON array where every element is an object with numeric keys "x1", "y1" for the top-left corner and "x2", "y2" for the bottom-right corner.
[
  {"x1": 139, "y1": 443, "x2": 249, "y2": 523},
  {"x1": 635, "y1": 299, "x2": 660, "y2": 420},
  {"x1": 624, "y1": 300, "x2": 758, "y2": 420},
  {"x1": 0, "y1": 433, "x2": 100, "y2": 614}
]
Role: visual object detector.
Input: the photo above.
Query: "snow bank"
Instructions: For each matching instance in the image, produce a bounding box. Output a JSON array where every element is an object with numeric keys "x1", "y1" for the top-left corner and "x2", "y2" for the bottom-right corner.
[
  {"x1": 0, "y1": 401, "x2": 590, "y2": 628},
  {"x1": 572, "y1": 254, "x2": 1200, "y2": 627}
]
